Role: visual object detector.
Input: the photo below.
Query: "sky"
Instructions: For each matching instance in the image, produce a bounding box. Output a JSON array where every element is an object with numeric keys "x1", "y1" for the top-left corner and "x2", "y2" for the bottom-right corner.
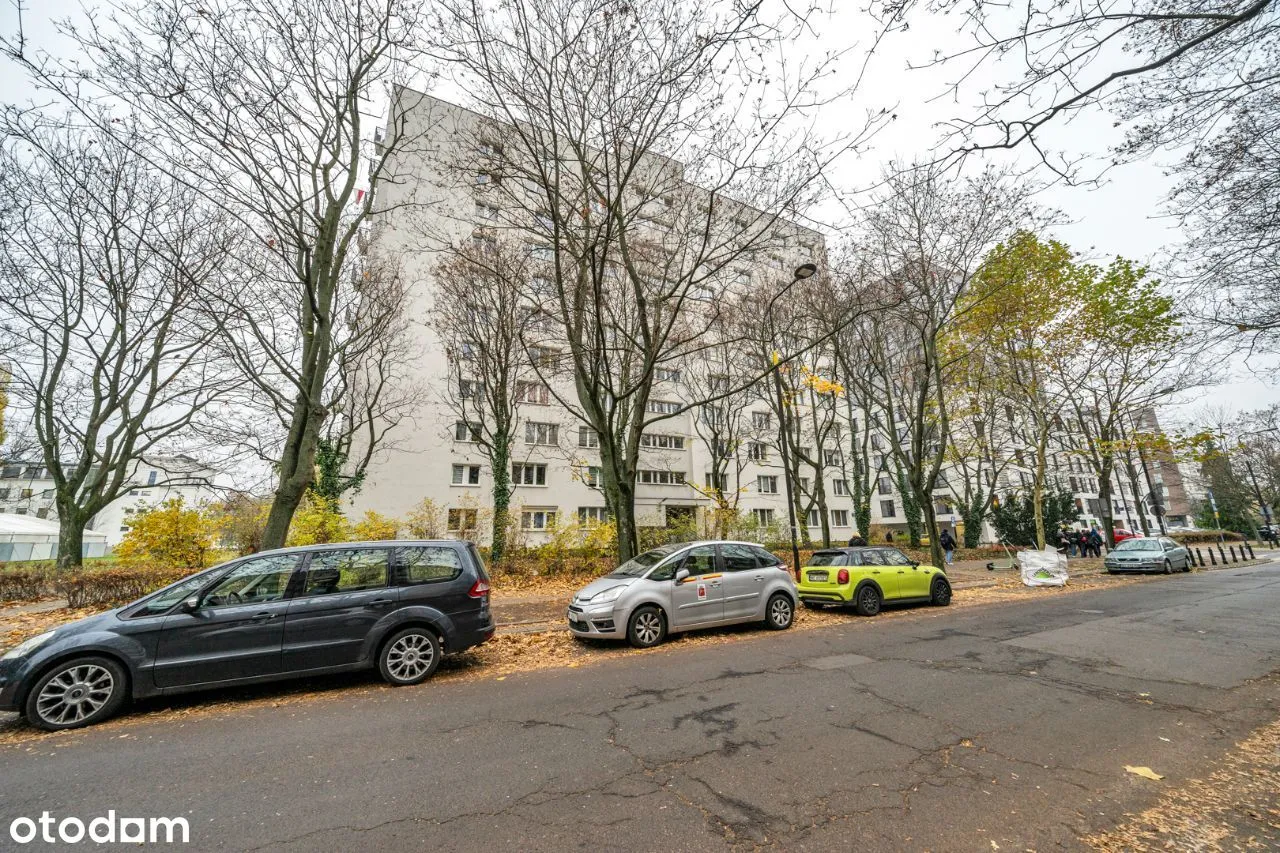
[{"x1": 2, "y1": 0, "x2": 1276, "y2": 428}]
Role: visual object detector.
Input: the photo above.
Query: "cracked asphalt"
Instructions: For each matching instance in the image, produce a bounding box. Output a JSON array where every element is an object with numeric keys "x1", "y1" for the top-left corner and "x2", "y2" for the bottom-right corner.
[{"x1": 2, "y1": 562, "x2": 1279, "y2": 852}]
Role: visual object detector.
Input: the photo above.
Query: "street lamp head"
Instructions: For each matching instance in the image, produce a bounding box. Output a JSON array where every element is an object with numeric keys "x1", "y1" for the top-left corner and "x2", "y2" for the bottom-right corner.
[{"x1": 793, "y1": 263, "x2": 817, "y2": 281}]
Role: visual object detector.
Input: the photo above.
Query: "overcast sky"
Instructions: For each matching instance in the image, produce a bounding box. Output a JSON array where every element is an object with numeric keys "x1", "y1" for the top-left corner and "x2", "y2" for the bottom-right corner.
[{"x1": 2, "y1": 0, "x2": 1275, "y2": 426}]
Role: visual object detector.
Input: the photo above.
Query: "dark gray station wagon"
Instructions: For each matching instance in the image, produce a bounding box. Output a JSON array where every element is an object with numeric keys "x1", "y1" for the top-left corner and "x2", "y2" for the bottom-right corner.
[{"x1": 0, "y1": 541, "x2": 494, "y2": 731}]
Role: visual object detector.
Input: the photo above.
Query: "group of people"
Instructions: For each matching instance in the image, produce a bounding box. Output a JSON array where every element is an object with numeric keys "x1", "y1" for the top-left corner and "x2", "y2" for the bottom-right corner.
[
  {"x1": 846, "y1": 528, "x2": 961, "y2": 565},
  {"x1": 1056, "y1": 527, "x2": 1105, "y2": 558}
]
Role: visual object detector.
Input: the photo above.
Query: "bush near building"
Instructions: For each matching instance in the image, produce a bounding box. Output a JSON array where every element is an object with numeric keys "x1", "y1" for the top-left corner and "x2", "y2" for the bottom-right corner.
[{"x1": 115, "y1": 497, "x2": 215, "y2": 569}]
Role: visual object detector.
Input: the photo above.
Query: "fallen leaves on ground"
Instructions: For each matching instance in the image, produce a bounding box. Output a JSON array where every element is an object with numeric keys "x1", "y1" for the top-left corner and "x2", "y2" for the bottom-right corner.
[
  {"x1": 1125, "y1": 765, "x2": 1165, "y2": 781},
  {"x1": 1089, "y1": 718, "x2": 1280, "y2": 851}
]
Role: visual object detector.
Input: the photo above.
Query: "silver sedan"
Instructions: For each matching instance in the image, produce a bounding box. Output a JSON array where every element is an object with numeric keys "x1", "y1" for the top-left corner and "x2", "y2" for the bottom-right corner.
[
  {"x1": 567, "y1": 541, "x2": 797, "y2": 648},
  {"x1": 1104, "y1": 536, "x2": 1192, "y2": 573}
]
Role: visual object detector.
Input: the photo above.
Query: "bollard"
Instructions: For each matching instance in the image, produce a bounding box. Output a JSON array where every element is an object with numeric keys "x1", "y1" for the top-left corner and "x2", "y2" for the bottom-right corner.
[
  {"x1": 1230, "y1": 545, "x2": 1238, "y2": 562},
  {"x1": 1209, "y1": 547, "x2": 1217, "y2": 566},
  {"x1": 1246, "y1": 543, "x2": 1255, "y2": 560},
  {"x1": 1219, "y1": 544, "x2": 1228, "y2": 564},
  {"x1": 1191, "y1": 548, "x2": 1200, "y2": 568}
]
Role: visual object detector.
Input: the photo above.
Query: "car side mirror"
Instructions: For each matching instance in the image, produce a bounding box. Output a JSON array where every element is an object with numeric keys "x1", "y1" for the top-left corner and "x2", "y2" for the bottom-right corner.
[
  {"x1": 675, "y1": 567, "x2": 690, "y2": 583},
  {"x1": 180, "y1": 596, "x2": 201, "y2": 613}
]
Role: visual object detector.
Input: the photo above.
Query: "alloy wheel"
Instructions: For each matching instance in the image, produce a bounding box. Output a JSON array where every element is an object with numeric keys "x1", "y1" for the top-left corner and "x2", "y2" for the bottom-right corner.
[
  {"x1": 634, "y1": 611, "x2": 662, "y2": 645},
  {"x1": 769, "y1": 596, "x2": 793, "y2": 627},
  {"x1": 386, "y1": 633, "x2": 435, "y2": 682},
  {"x1": 35, "y1": 664, "x2": 115, "y2": 727}
]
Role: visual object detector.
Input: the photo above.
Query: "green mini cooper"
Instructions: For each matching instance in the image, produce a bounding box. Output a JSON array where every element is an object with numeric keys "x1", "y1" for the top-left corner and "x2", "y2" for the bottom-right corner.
[{"x1": 796, "y1": 546, "x2": 951, "y2": 616}]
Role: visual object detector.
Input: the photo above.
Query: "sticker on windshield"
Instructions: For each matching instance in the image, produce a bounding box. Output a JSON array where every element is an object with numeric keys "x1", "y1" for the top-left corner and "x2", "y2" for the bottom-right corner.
[{"x1": 697, "y1": 583, "x2": 706, "y2": 600}]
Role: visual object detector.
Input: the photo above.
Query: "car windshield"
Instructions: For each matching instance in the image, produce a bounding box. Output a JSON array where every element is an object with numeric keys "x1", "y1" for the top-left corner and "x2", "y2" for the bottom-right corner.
[
  {"x1": 1116, "y1": 539, "x2": 1161, "y2": 552},
  {"x1": 806, "y1": 553, "x2": 847, "y2": 567},
  {"x1": 610, "y1": 544, "x2": 684, "y2": 577}
]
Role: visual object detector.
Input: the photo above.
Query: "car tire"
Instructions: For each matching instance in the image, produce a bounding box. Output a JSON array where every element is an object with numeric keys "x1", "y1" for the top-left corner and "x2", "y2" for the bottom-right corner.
[
  {"x1": 853, "y1": 584, "x2": 882, "y2": 617},
  {"x1": 1163, "y1": 559, "x2": 1173, "y2": 574},
  {"x1": 24, "y1": 656, "x2": 128, "y2": 732},
  {"x1": 378, "y1": 627, "x2": 442, "y2": 686},
  {"x1": 929, "y1": 577, "x2": 952, "y2": 607},
  {"x1": 627, "y1": 606, "x2": 667, "y2": 649},
  {"x1": 764, "y1": 593, "x2": 794, "y2": 630}
]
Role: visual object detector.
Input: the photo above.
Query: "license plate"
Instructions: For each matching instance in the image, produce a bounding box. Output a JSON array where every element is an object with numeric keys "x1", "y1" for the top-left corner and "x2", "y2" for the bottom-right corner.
[{"x1": 807, "y1": 570, "x2": 829, "y2": 582}]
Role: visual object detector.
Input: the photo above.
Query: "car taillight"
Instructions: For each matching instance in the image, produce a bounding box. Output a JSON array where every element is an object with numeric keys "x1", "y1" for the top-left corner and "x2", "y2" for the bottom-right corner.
[
  {"x1": 468, "y1": 580, "x2": 490, "y2": 598},
  {"x1": 837, "y1": 569, "x2": 850, "y2": 584}
]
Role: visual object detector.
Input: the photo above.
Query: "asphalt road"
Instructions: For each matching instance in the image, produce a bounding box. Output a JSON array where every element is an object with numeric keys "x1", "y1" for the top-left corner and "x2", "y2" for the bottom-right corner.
[{"x1": 3, "y1": 563, "x2": 1280, "y2": 852}]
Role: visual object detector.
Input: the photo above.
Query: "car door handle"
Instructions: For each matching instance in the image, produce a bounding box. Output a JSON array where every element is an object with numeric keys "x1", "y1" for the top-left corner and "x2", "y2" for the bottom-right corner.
[
  {"x1": 370, "y1": 598, "x2": 394, "y2": 607},
  {"x1": 753, "y1": 575, "x2": 764, "y2": 582},
  {"x1": 252, "y1": 611, "x2": 278, "y2": 620},
  {"x1": 897, "y1": 570, "x2": 906, "y2": 574}
]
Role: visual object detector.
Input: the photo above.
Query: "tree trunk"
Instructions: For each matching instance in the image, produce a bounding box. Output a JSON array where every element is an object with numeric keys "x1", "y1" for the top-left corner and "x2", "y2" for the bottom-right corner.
[
  {"x1": 896, "y1": 468, "x2": 922, "y2": 546},
  {"x1": 261, "y1": 399, "x2": 326, "y2": 550},
  {"x1": 959, "y1": 497, "x2": 985, "y2": 548},
  {"x1": 1126, "y1": 460, "x2": 1151, "y2": 535},
  {"x1": 1033, "y1": 435, "x2": 1049, "y2": 550},
  {"x1": 56, "y1": 513, "x2": 86, "y2": 569},
  {"x1": 1097, "y1": 459, "x2": 1115, "y2": 549},
  {"x1": 922, "y1": 502, "x2": 945, "y2": 570},
  {"x1": 490, "y1": 434, "x2": 512, "y2": 564}
]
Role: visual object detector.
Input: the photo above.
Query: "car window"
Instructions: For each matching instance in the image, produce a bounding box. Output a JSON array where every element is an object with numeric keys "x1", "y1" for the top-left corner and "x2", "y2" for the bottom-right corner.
[
  {"x1": 397, "y1": 546, "x2": 463, "y2": 584},
  {"x1": 1160, "y1": 538, "x2": 1178, "y2": 550},
  {"x1": 681, "y1": 545, "x2": 718, "y2": 576},
  {"x1": 203, "y1": 555, "x2": 301, "y2": 608},
  {"x1": 131, "y1": 567, "x2": 222, "y2": 617},
  {"x1": 612, "y1": 545, "x2": 682, "y2": 578},
  {"x1": 304, "y1": 549, "x2": 389, "y2": 596},
  {"x1": 721, "y1": 544, "x2": 760, "y2": 572},
  {"x1": 806, "y1": 552, "x2": 847, "y2": 567},
  {"x1": 880, "y1": 548, "x2": 912, "y2": 565},
  {"x1": 748, "y1": 546, "x2": 779, "y2": 567},
  {"x1": 1116, "y1": 539, "x2": 1160, "y2": 552}
]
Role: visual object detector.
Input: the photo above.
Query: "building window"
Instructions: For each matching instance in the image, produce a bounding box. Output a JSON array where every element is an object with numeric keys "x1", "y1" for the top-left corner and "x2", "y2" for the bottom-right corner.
[
  {"x1": 578, "y1": 506, "x2": 610, "y2": 526},
  {"x1": 806, "y1": 508, "x2": 820, "y2": 527},
  {"x1": 447, "y1": 508, "x2": 479, "y2": 533},
  {"x1": 147, "y1": 470, "x2": 158, "y2": 486},
  {"x1": 454, "y1": 421, "x2": 482, "y2": 442},
  {"x1": 474, "y1": 171, "x2": 499, "y2": 186},
  {"x1": 752, "y1": 411, "x2": 772, "y2": 430},
  {"x1": 877, "y1": 476, "x2": 893, "y2": 496},
  {"x1": 582, "y1": 466, "x2": 602, "y2": 487},
  {"x1": 528, "y1": 345, "x2": 560, "y2": 369},
  {"x1": 752, "y1": 508, "x2": 775, "y2": 527},
  {"x1": 655, "y1": 367, "x2": 681, "y2": 382},
  {"x1": 798, "y1": 477, "x2": 810, "y2": 493},
  {"x1": 701, "y1": 406, "x2": 725, "y2": 428},
  {"x1": 521, "y1": 508, "x2": 557, "y2": 530},
  {"x1": 640, "y1": 434, "x2": 685, "y2": 450},
  {"x1": 36, "y1": 507, "x2": 50, "y2": 519},
  {"x1": 647, "y1": 399, "x2": 680, "y2": 415},
  {"x1": 748, "y1": 442, "x2": 769, "y2": 462},
  {"x1": 475, "y1": 201, "x2": 499, "y2": 222},
  {"x1": 757, "y1": 475, "x2": 778, "y2": 494},
  {"x1": 451, "y1": 464, "x2": 481, "y2": 486},
  {"x1": 578, "y1": 427, "x2": 599, "y2": 448},
  {"x1": 638, "y1": 469, "x2": 686, "y2": 486},
  {"x1": 934, "y1": 500, "x2": 952, "y2": 516},
  {"x1": 871, "y1": 434, "x2": 883, "y2": 450},
  {"x1": 471, "y1": 231, "x2": 497, "y2": 253},
  {"x1": 459, "y1": 378, "x2": 483, "y2": 399},
  {"x1": 705, "y1": 472, "x2": 728, "y2": 491},
  {"x1": 512, "y1": 463, "x2": 547, "y2": 486},
  {"x1": 528, "y1": 244, "x2": 553, "y2": 261},
  {"x1": 477, "y1": 141, "x2": 504, "y2": 159},
  {"x1": 516, "y1": 381, "x2": 550, "y2": 405},
  {"x1": 880, "y1": 500, "x2": 896, "y2": 518},
  {"x1": 831, "y1": 509, "x2": 849, "y2": 527},
  {"x1": 824, "y1": 450, "x2": 841, "y2": 467},
  {"x1": 525, "y1": 422, "x2": 559, "y2": 445},
  {"x1": 832, "y1": 479, "x2": 849, "y2": 497}
]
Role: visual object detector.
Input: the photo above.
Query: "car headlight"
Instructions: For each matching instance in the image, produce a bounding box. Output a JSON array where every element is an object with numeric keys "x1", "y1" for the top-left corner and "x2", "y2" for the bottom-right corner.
[
  {"x1": 585, "y1": 585, "x2": 626, "y2": 605},
  {"x1": 1, "y1": 631, "x2": 56, "y2": 661}
]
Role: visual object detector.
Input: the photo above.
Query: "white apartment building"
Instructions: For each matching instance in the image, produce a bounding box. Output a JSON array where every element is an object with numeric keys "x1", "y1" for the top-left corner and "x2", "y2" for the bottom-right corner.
[
  {"x1": 0, "y1": 455, "x2": 222, "y2": 549},
  {"x1": 351, "y1": 93, "x2": 1185, "y2": 548}
]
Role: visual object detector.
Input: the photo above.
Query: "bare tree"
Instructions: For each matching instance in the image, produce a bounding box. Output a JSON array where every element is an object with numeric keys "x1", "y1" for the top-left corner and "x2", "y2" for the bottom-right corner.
[
  {"x1": 7, "y1": 0, "x2": 435, "y2": 549},
  {"x1": 850, "y1": 163, "x2": 1036, "y2": 568},
  {"x1": 430, "y1": 0, "x2": 885, "y2": 560},
  {"x1": 0, "y1": 114, "x2": 233, "y2": 566},
  {"x1": 429, "y1": 239, "x2": 540, "y2": 562},
  {"x1": 868, "y1": 0, "x2": 1280, "y2": 344}
]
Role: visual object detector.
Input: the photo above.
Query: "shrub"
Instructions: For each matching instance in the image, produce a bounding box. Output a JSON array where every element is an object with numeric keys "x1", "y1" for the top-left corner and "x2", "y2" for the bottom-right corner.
[
  {"x1": 404, "y1": 498, "x2": 446, "y2": 539},
  {"x1": 287, "y1": 496, "x2": 351, "y2": 546},
  {"x1": 351, "y1": 510, "x2": 401, "y2": 541},
  {"x1": 207, "y1": 493, "x2": 270, "y2": 555},
  {"x1": 0, "y1": 568, "x2": 50, "y2": 603},
  {"x1": 1170, "y1": 530, "x2": 1244, "y2": 544},
  {"x1": 116, "y1": 497, "x2": 215, "y2": 569},
  {"x1": 51, "y1": 566, "x2": 187, "y2": 608}
]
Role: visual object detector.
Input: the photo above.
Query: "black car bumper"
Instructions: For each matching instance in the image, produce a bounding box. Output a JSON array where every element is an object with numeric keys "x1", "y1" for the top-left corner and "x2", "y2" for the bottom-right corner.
[
  {"x1": 0, "y1": 657, "x2": 27, "y2": 712},
  {"x1": 448, "y1": 612, "x2": 495, "y2": 654}
]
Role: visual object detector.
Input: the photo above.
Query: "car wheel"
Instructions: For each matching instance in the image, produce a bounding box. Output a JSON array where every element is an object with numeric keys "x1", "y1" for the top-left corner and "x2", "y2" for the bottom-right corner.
[
  {"x1": 24, "y1": 656, "x2": 127, "y2": 732},
  {"x1": 802, "y1": 600, "x2": 825, "y2": 610},
  {"x1": 853, "y1": 584, "x2": 882, "y2": 617},
  {"x1": 379, "y1": 628, "x2": 442, "y2": 686},
  {"x1": 765, "y1": 593, "x2": 794, "y2": 630},
  {"x1": 1163, "y1": 559, "x2": 1173, "y2": 574},
  {"x1": 929, "y1": 577, "x2": 952, "y2": 607},
  {"x1": 627, "y1": 606, "x2": 667, "y2": 649}
]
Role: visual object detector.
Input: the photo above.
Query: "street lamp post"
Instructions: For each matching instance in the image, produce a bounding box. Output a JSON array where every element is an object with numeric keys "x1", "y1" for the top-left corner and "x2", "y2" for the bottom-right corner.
[{"x1": 772, "y1": 263, "x2": 818, "y2": 578}]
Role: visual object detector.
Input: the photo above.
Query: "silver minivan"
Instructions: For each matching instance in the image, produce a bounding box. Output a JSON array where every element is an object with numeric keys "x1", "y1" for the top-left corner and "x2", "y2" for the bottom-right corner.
[{"x1": 567, "y1": 541, "x2": 797, "y2": 648}]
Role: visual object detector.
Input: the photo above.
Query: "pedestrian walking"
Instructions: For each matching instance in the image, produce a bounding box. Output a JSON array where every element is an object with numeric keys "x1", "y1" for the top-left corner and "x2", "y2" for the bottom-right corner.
[
  {"x1": 939, "y1": 528, "x2": 956, "y2": 565},
  {"x1": 1088, "y1": 528, "x2": 1104, "y2": 558},
  {"x1": 1076, "y1": 529, "x2": 1090, "y2": 558}
]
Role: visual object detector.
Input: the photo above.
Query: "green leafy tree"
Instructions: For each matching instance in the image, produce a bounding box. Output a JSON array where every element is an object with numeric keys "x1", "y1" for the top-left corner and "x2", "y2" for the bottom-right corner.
[{"x1": 990, "y1": 489, "x2": 1080, "y2": 547}]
